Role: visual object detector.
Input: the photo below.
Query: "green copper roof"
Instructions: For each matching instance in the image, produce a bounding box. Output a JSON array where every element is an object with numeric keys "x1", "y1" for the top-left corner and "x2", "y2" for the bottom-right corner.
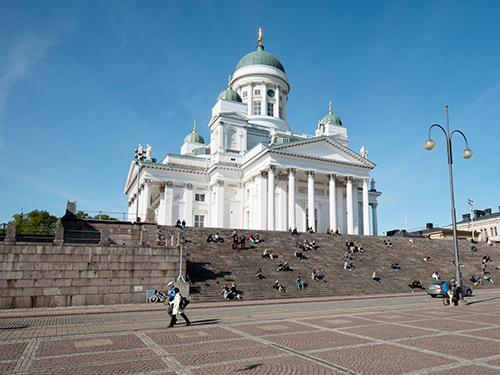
[
  {"x1": 183, "y1": 130, "x2": 205, "y2": 144},
  {"x1": 235, "y1": 45, "x2": 285, "y2": 73},
  {"x1": 216, "y1": 88, "x2": 242, "y2": 103},
  {"x1": 322, "y1": 113, "x2": 342, "y2": 125}
]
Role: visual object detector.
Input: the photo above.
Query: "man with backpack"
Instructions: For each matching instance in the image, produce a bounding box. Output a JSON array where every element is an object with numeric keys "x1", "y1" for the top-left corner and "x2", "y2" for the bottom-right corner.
[{"x1": 168, "y1": 287, "x2": 191, "y2": 327}]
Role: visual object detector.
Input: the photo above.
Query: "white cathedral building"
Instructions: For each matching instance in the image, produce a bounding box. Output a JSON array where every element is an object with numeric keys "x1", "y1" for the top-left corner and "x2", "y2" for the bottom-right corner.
[{"x1": 124, "y1": 31, "x2": 382, "y2": 235}]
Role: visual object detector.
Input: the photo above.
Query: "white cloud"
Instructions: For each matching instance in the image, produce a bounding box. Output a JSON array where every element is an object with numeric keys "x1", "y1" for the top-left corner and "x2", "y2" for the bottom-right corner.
[{"x1": 0, "y1": 32, "x2": 57, "y2": 147}]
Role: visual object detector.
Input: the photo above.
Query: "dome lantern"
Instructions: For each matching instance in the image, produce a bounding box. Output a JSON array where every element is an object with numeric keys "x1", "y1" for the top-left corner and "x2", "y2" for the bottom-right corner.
[
  {"x1": 183, "y1": 121, "x2": 205, "y2": 144},
  {"x1": 321, "y1": 101, "x2": 342, "y2": 125}
]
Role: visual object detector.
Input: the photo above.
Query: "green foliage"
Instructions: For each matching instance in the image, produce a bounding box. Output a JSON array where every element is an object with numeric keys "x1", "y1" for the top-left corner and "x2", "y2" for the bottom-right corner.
[
  {"x1": 8, "y1": 210, "x2": 58, "y2": 235},
  {"x1": 76, "y1": 211, "x2": 118, "y2": 221}
]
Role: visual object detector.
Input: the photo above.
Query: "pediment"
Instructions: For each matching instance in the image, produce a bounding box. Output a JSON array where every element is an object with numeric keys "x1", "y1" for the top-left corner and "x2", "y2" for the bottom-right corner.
[
  {"x1": 270, "y1": 137, "x2": 375, "y2": 168},
  {"x1": 209, "y1": 112, "x2": 249, "y2": 127}
]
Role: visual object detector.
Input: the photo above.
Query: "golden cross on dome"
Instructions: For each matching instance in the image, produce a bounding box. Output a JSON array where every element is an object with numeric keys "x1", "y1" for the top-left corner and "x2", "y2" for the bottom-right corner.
[
  {"x1": 258, "y1": 28, "x2": 263, "y2": 45},
  {"x1": 329, "y1": 101, "x2": 332, "y2": 114},
  {"x1": 193, "y1": 121, "x2": 196, "y2": 132},
  {"x1": 228, "y1": 75, "x2": 232, "y2": 89}
]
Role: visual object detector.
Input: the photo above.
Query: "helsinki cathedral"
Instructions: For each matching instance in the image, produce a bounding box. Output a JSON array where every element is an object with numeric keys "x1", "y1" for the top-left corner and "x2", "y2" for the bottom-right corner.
[{"x1": 124, "y1": 30, "x2": 382, "y2": 235}]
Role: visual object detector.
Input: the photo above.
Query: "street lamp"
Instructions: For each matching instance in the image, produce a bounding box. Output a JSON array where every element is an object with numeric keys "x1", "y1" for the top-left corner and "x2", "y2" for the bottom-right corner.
[
  {"x1": 177, "y1": 235, "x2": 185, "y2": 282},
  {"x1": 468, "y1": 199, "x2": 474, "y2": 240},
  {"x1": 134, "y1": 146, "x2": 146, "y2": 222},
  {"x1": 424, "y1": 105, "x2": 472, "y2": 302}
]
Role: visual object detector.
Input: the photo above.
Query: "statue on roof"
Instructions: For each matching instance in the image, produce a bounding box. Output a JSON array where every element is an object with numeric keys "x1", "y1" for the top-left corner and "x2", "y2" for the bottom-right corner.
[
  {"x1": 138, "y1": 144, "x2": 143, "y2": 155},
  {"x1": 269, "y1": 128, "x2": 277, "y2": 144},
  {"x1": 146, "y1": 144, "x2": 152, "y2": 160},
  {"x1": 360, "y1": 145, "x2": 368, "y2": 159}
]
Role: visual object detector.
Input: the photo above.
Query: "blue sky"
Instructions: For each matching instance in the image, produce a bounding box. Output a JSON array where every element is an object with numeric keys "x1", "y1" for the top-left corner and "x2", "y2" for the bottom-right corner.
[{"x1": 1, "y1": 1, "x2": 499, "y2": 234}]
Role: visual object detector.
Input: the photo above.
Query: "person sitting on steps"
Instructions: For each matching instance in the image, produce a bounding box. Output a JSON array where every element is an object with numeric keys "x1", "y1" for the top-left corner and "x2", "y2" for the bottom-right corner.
[
  {"x1": 391, "y1": 262, "x2": 400, "y2": 270},
  {"x1": 256, "y1": 268, "x2": 263, "y2": 279},
  {"x1": 274, "y1": 280, "x2": 285, "y2": 293},
  {"x1": 283, "y1": 262, "x2": 290, "y2": 271},
  {"x1": 296, "y1": 276, "x2": 304, "y2": 290},
  {"x1": 207, "y1": 234, "x2": 215, "y2": 243},
  {"x1": 276, "y1": 262, "x2": 284, "y2": 271}
]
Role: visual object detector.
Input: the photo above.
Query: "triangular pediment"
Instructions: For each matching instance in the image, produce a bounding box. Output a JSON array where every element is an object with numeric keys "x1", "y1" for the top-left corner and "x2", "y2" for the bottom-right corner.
[
  {"x1": 269, "y1": 137, "x2": 375, "y2": 168},
  {"x1": 209, "y1": 112, "x2": 249, "y2": 127}
]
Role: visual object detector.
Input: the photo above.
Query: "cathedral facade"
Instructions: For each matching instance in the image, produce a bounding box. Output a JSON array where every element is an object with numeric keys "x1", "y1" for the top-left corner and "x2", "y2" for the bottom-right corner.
[{"x1": 124, "y1": 31, "x2": 382, "y2": 235}]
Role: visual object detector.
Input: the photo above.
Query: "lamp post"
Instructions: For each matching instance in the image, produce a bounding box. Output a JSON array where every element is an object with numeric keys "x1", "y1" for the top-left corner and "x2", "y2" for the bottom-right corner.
[
  {"x1": 468, "y1": 199, "x2": 474, "y2": 240},
  {"x1": 134, "y1": 147, "x2": 146, "y2": 222},
  {"x1": 424, "y1": 105, "x2": 472, "y2": 302},
  {"x1": 177, "y1": 235, "x2": 185, "y2": 282}
]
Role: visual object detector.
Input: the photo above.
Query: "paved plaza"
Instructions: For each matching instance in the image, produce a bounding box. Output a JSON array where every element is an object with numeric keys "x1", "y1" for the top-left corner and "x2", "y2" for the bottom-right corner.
[{"x1": 1, "y1": 290, "x2": 500, "y2": 374}]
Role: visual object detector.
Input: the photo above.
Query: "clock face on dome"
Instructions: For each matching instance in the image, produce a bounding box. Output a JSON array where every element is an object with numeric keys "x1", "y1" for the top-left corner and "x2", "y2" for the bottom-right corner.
[{"x1": 267, "y1": 89, "x2": 275, "y2": 98}]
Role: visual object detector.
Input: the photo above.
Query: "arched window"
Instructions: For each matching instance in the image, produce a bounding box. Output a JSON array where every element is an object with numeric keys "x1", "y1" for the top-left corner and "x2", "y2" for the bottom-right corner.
[{"x1": 227, "y1": 130, "x2": 238, "y2": 150}]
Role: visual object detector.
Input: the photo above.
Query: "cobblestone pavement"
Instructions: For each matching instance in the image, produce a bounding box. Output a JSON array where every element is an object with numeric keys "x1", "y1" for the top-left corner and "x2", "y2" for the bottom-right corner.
[{"x1": 1, "y1": 290, "x2": 500, "y2": 374}]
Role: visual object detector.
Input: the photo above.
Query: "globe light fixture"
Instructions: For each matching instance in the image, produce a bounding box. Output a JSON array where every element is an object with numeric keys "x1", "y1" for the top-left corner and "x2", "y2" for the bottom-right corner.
[{"x1": 424, "y1": 105, "x2": 472, "y2": 303}]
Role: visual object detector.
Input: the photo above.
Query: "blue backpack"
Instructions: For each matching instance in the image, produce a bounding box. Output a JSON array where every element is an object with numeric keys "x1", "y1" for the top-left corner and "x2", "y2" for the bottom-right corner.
[{"x1": 442, "y1": 282, "x2": 449, "y2": 293}]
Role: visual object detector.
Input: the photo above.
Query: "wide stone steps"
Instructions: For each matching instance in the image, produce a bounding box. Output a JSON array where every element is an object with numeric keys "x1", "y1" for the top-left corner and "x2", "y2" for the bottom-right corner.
[{"x1": 155, "y1": 226, "x2": 498, "y2": 302}]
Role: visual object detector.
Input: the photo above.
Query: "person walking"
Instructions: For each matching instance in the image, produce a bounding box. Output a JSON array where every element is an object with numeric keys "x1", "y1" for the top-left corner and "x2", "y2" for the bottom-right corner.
[{"x1": 168, "y1": 287, "x2": 191, "y2": 327}]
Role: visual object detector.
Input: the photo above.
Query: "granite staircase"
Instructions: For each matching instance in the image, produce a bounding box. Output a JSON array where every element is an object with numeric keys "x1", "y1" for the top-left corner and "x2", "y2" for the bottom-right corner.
[{"x1": 156, "y1": 226, "x2": 499, "y2": 303}]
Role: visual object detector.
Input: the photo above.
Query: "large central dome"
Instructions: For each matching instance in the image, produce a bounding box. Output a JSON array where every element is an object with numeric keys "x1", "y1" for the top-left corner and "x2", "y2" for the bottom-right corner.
[{"x1": 235, "y1": 44, "x2": 285, "y2": 73}]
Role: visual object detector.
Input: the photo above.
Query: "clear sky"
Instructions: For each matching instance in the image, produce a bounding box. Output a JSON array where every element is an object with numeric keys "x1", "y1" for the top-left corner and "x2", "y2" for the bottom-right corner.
[{"x1": 1, "y1": 1, "x2": 499, "y2": 234}]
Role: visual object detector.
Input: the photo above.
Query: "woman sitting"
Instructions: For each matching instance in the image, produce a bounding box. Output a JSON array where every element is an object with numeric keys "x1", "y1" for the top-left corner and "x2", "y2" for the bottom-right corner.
[
  {"x1": 409, "y1": 280, "x2": 423, "y2": 289},
  {"x1": 343, "y1": 261, "x2": 351, "y2": 270},
  {"x1": 424, "y1": 255, "x2": 433, "y2": 263},
  {"x1": 256, "y1": 268, "x2": 263, "y2": 279},
  {"x1": 283, "y1": 262, "x2": 290, "y2": 271},
  {"x1": 276, "y1": 262, "x2": 284, "y2": 271},
  {"x1": 273, "y1": 280, "x2": 285, "y2": 293},
  {"x1": 214, "y1": 232, "x2": 224, "y2": 243},
  {"x1": 311, "y1": 240, "x2": 318, "y2": 250},
  {"x1": 295, "y1": 250, "x2": 308, "y2": 259},
  {"x1": 262, "y1": 249, "x2": 274, "y2": 260},
  {"x1": 254, "y1": 234, "x2": 260, "y2": 243},
  {"x1": 207, "y1": 234, "x2": 215, "y2": 243},
  {"x1": 391, "y1": 262, "x2": 400, "y2": 270},
  {"x1": 247, "y1": 234, "x2": 255, "y2": 242}
]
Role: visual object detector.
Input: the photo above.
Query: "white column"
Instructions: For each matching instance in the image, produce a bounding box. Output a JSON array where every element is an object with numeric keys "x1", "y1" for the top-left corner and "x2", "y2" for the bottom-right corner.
[
  {"x1": 263, "y1": 82, "x2": 267, "y2": 116},
  {"x1": 336, "y1": 182, "x2": 344, "y2": 233},
  {"x1": 274, "y1": 84, "x2": 279, "y2": 118},
  {"x1": 185, "y1": 183, "x2": 194, "y2": 227},
  {"x1": 267, "y1": 165, "x2": 276, "y2": 230},
  {"x1": 346, "y1": 176, "x2": 354, "y2": 234},
  {"x1": 363, "y1": 178, "x2": 370, "y2": 235},
  {"x1": 248, "y1": 82, "x2": 253, "y2": 116},
  {"x1": 288, "y1": 168, "x2": 296, "y2": 230},
  {"x1": 307, "y1": 171, "x2": 316, "y2": 230},
  {"x1": 257, "y1": 171, "x2": 268, "y2": 230},
  {"x1": 249, "y1": 177, "x2": 255, "y2": 229},
  {"x1": 277, "y1": 173, "x2": 287, "y2": 231},
  {"x1": 215, "y1": 180, "x2": 224, "y2": 228},
  {"x1": 372, "y1": 203, "x2": 379, "y2": 236},
  {"x1": 328, "y1": 174, "x2": 337, "y2": 233},
  {"x1": 163, "y1": 181, "x2": 174, "y2": 225}
]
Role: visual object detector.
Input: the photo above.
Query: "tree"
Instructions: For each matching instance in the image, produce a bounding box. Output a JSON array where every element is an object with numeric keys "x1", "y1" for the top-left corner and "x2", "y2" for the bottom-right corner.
[
  {"x1": 75, "y1": 211, "x2": 118, "y2": 221},
  {"x1": 8, "y1": 210, "x2": 58, "y2": 235}
]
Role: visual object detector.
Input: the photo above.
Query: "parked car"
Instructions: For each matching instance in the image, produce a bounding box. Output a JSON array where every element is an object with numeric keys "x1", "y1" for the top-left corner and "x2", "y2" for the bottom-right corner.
[{"x1": 427, "y1": 280, "x2": 472, "y2": 297}]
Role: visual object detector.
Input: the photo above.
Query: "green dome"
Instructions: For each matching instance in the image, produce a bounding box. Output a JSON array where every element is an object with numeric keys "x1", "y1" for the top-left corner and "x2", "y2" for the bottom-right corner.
[
  {"x1": 183, "y1": 128, "x2": 205, "y2": 144},
  {"x1": 322, "y1": 112, "x2": 342, "y2": 125},
  {"x1": 216, "y1": 88, "x2": 242, "y2": 103},
  {"x1": 235, "y1": 45, "x2": 285, "y2": 73}
]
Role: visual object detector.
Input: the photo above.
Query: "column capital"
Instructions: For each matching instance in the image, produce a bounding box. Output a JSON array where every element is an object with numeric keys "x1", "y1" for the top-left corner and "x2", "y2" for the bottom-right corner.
[
  {"x1": 268, "y1": 165, "x2": 277, "y2": 174},
  {"x1": 287, "y1": 167, "x2": 296, "y2": 176},
  {"x1": 216, "y1": 180, "x2": 225, "y2": 187},
  {"x1": 306, "y1": 170, "x2": 316, "y2": 179},
  {"x1": 259, "y1": 171, "x2": 268, "y2": 179},
  {"x1": 370, "y1": 202, "x2": 378, "y2": 208},
  {"x1": 278, "y1": 172, "x2": 288, "y2": 181},
  {"x1": 327, "y1": 173, "x2": 337, "y2": 181},
  {"x1": 363, "y1": 178, "x2": 371, "y2": 185},
  {"x1": 159, "y1": 183, "x2": 165, "y2": 193},
  {"x1": 165, "y1": 181, "x2": 174, "y2": 188},
  {"x1": 186, "y1": 183, "x2": 194, "y2": 190},
  {"x1": 144, "y1": 179, "x2": 152, "y2": 187},
  {"x1": 345, "y1": 176, "x2": 354, "y2": 183}
]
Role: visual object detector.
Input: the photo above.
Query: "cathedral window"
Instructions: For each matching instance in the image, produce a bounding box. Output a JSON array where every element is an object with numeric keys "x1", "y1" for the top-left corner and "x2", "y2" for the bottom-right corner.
[
  {"x1": 253, "y1": 101, "x2": 261, "y2": 115},
  {"x1": 195, "y1": 194, "x2": 205, "y2": 202},
  {"x1": 242, "y1": 91, "x2": 247, "y2": 98},
  {"x1": 267, "y1": 102, "x2": 274, "y2": 116},
  {"x1": 254, "y1": 89, "x2": 261, "y2": 96},
  {"x1": 279, "y1": 106, "x2": 283, "y2": 119},
  {"x1": 194, "y1": 215, "x2": 205, "y2": 227},
  {"x1": 495, "y1": 227, "x2": 498, "y2": 236}
]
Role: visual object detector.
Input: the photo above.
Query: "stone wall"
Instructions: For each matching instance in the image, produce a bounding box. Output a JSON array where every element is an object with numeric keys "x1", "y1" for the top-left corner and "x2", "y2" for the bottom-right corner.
[{"x1": 0, "y1": 243, "x2": 183, "y2": 309}]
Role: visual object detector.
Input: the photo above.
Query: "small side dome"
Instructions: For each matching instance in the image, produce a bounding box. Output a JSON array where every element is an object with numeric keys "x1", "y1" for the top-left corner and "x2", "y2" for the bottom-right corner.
[
  {"x1": 216, "y1": 75, "x2": 242, "y2": 103},
  {"x1": 183, "y1": 121, "x2": 205, "y2": 144},
  {"x1": 321, "y1": 102, "x2": 342, "y2": 125}
]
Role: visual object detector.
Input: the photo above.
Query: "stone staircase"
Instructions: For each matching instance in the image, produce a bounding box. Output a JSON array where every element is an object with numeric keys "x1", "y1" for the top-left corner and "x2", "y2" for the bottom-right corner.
[{"x1": 156, "y1": 226, "x2": 499, "y2": 302}]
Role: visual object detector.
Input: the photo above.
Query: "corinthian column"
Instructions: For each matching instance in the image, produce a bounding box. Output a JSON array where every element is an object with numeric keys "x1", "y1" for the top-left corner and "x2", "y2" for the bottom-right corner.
[
  {"x1": 327, "y1": 174, "x2": 337, "y2": 233},
  {"x1": 362, "y1": 178, "x2": 370, "y2": 235},
  {"x1": 371, "y1": 203, "x2": 378, "y2": 236},
  {"x1": 268, "y1": 165, "x2": 276, "y2": 230},
  {"x1": 215, "y1": 180, "x2": 225, "y2": 228},
  {"x1": 346, "y1": 176, "x2": 354, "y2": 234},
  {"x1": 307, "y1": 171, "x2": 316, "y2": 230},
  {"x1": 287, "y1": 168, "x2": 296, "y2": 229}
]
